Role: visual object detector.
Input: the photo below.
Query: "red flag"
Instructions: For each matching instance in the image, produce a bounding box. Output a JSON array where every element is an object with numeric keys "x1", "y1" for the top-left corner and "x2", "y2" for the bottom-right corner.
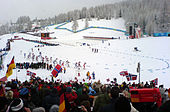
[
  {"x1": 27, "y1": 70, "x2": 36, "y2": 78},
  {"x1": 0, "y1": 76, "x2": 7, "y2": 82},
  {"x1": 126, "y1": 73, "x2": 137, "y2": 81},
  {"x1": 151, "y1": 78, "x2": 158, "y2": 85},
  {"x1": 52, "y1": 64, "x2": 62, "y2": 77},
  {"x1": 120, "y1": 71, "x2": 128, "y2": 76}
]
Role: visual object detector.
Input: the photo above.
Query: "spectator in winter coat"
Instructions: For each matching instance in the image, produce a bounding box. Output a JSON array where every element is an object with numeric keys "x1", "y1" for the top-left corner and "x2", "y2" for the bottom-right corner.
[
  {"x1": 19, "y1": 88, "x2": 36, "y2": 111},
  {"x1": 115, "y1": 96, "x2": 131, "y2": 112},
  {"x1": 42, "y1": 88, "x2": 60, "y2": 112},
  {"x1": 159, "y1": 85, "x2": 166, "y2": 103},
  {"x1": 76, "y1": 87, "x2": 90, "y2": 106},
  {"x1": 65, "y1": 87, "x2": 78, "y2": 107},
  {"x1": 99, "y1": 87, "x2": 120, "y2": 112},
  {"x1": 93, "y1": 86, "x2": 111, "y2": 112},
  {"x1": 157, "y1": 100, "x2": 170, "y2": 112},
  {"x1": 10, "y1": 83, "x2": 19, "y2": 98}
]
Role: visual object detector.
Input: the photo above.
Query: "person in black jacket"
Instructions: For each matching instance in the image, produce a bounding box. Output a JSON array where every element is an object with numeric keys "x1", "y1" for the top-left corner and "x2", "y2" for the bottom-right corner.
[{"x1": 42, "y1": 88, "x2": 60, "y2": 112}]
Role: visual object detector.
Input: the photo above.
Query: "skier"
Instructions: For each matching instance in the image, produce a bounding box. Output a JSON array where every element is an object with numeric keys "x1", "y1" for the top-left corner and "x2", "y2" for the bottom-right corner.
[
  {"x1": 92, "y1": 72, "x2": 95, "y2": 80},
  {"x1": 83, "y1": 62, "x2": 86, "y2": 69},
  {"x1": 64, "y1": 67, "x2": 66, "y2": 74},
  {"x1": 92, "y1": 48, "x2": 94, "y2": 52},
  {"x1": 75, "y1": 62, "x2": 78, "y2": 68},
  {"x1": 24, "y1": 53, "x2": 26, "y2": 58},
  {"x1": 66, "y1": 60, "x2": 70, "y2": 67},
  {"x1": 78, "y1": 61, "x2": 81, "y2": 67},
  {"x1": 78, "y1": 72, "x2": 80, "y2": 77},
  {"x1": 86, "y1": 71, "x2": 90, "y2": 79}
]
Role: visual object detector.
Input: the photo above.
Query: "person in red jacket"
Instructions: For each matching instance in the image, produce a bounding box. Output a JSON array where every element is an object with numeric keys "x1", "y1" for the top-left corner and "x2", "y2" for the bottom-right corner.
[
  {"x1": 10, "y1": 83, "x2": 19, "y2": 98},
  {"x1": 65, "y1": 87, "x2": 78, "y2": 107}
]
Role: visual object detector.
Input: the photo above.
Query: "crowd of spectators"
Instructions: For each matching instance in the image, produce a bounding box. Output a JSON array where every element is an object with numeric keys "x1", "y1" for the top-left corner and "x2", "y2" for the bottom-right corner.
[{"x1": 0, "y1": 77, "x2": 170, "y2": 112}]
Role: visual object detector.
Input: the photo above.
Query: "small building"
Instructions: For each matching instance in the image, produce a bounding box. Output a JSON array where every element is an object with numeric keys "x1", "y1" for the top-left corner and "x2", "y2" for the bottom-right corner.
[
  {"x1": 41, "y1": 32, "x2": 52, "y2": 40},
  {"x1": 126, "y1": 22, "x2": 140, "y2": 39}
]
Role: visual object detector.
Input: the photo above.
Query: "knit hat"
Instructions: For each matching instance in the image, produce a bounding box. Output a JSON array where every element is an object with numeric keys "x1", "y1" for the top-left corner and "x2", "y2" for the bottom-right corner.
[
  {"x1": 32, "y1": 107, "x2": 45, "y2": 112},
  {"x1": 49, "y1": 105, "x2": 59, "y2": 112},
  {"x1": 8, "y1": 98, "x2": 24, "y2": 112}
]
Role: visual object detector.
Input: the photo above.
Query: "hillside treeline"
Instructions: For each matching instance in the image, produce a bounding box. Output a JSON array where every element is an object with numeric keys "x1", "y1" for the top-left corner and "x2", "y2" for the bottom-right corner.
[{"x1": 0, "y1": 0, "x2": 169, "y2": 36}]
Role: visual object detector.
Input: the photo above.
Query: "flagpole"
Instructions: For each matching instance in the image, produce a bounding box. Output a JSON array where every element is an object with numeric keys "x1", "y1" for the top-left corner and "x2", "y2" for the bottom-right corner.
[
  {"x1": 138, "y1": 62, "x2": 140, "y2": 84},
  {"x1": 16, "y1": 67, "x2": 17, "y2": 80}
]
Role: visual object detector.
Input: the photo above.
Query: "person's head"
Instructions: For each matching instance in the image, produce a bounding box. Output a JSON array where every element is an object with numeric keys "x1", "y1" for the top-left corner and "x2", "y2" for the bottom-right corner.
[
  {"x1": 115, "y1": 96, "x2": 131, "y2": 112},
  {"x1": 6, "y1": 90, "x2": 14, "y2": 100},
  {"x1": 159, "y1": 85, "x2": 163, "y2": 88},
  {"x1": 66, "y1": 87, "x2": 72, "y2": 93},
  {"x1": 32, "y1": 107, "x2": 45, "y2": 112},
  {"x1": 111, "y1": 87, "x2": 120, "y2": 99},
  {"x1": 82, "y1": 87, "x2": 87, "y2": 94},
  {"x1": 49, "y1": 105, "x2": 59, "y2": 112}
]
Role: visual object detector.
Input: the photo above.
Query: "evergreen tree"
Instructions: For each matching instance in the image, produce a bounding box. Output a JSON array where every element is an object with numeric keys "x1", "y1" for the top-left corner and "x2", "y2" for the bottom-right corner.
[
  {"x1": 72, "y1": 20, "x2": 79, "y2": 32},
  {"x1": 84, "y1": 18, "x2": 89, "y2": 29}
]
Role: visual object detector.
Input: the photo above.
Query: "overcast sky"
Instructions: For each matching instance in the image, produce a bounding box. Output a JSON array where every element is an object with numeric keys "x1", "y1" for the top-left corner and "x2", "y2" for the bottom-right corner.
[{"x1": 0, "y1": 0, "x2": 123, "y2": 24}]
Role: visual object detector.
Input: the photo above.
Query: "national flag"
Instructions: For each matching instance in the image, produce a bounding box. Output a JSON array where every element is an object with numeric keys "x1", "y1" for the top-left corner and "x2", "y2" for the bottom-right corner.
[
  {"x1": 27, "y1": 70, "x2": 36, "y2": 78},
  {"x1": 51, "y1": 64, "x2": 62, "y2": 77},
  {"x1": 59, "y1": 93, "x2": 66, "y2": 112},
  {"x1": 106, "y1": 78, "x2": 110, "y2": 82},
  {"x1": 6, "y1": 56, "x2": 16, "y2": 78},
  {"x1": 126, "y1": 73, "x2": 137, "y2": 81},
  {"x1": 120, "y1": 71, "x2": 128, "y2": 76},
  {"x1": 0, "y1": 76, "x2": 7, "y2": 82},
  {"x1": 151, "y1": 78, "x2": 158, "y2": 85}
]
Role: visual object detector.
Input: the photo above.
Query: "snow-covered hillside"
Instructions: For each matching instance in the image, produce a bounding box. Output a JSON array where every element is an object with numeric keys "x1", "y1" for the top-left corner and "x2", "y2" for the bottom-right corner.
[{"x1": 1, "y1": 18, "x2": 170, "y2": 88}]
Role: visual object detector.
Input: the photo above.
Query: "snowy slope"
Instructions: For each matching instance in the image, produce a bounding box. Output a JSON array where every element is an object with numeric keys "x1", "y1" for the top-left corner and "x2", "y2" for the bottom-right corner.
[{"x1": 1, "y1": 18, "x2": 170, "y2": 88}]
